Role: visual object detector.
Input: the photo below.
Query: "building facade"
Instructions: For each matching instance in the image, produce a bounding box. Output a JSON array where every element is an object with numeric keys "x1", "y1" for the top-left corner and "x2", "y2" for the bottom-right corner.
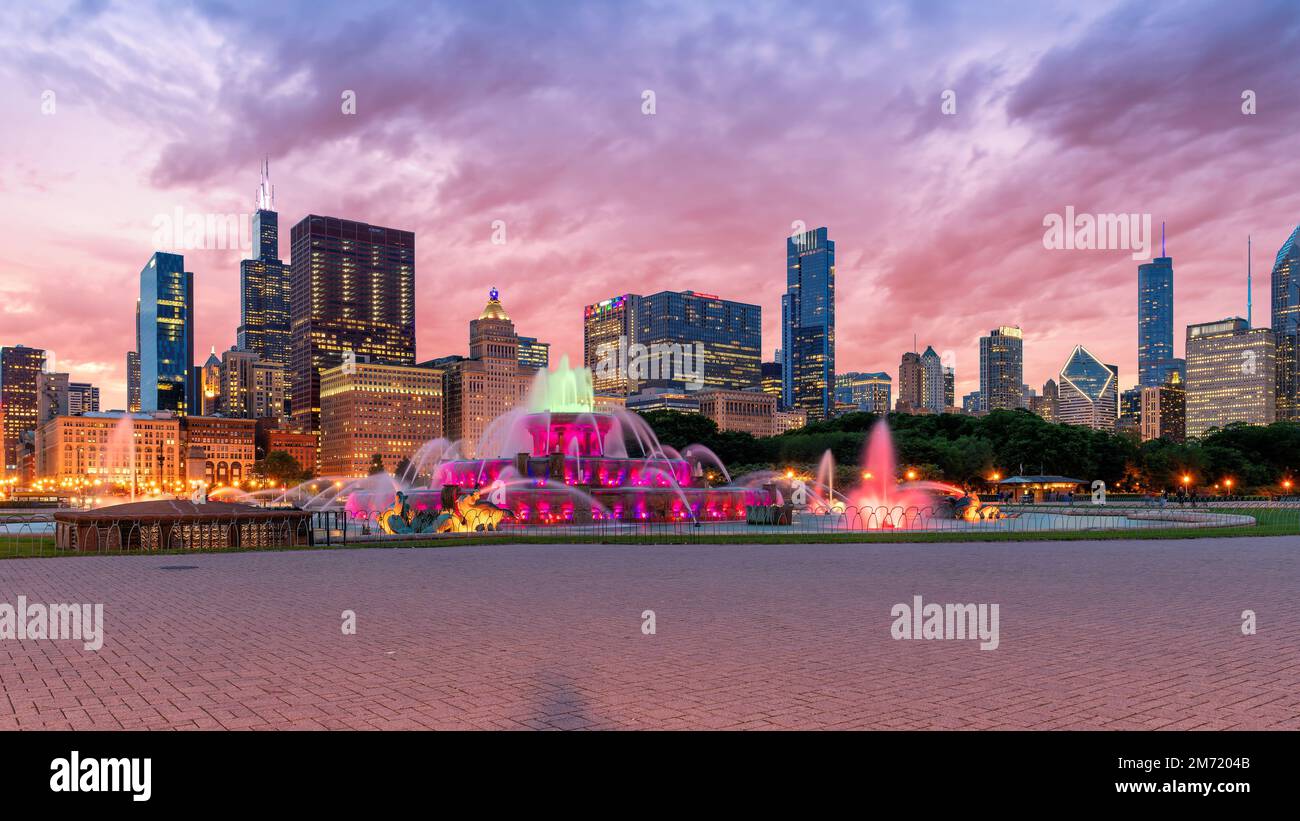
[
  {"x1": 696, "y1": 389, "x2": 778, "y2": 437},
  {"x1": 319, "y1": 355, "x2": 443, "y2": 477},
  {"x1": 1, "y1": 345, "x2": 45, "y2": 476},
  {"x1": 1057, "y1": 345, "x2": 1118, "y2": 430},
  {"x1": 256, "y1": 420, "x2": 319, "y2": 477},
  {"x1": 1138, "y1": 254, "x2": 1182, "y2": 387},
  {"x1": 584, "y1": 294, "x2": 642, "y2": 396},
  {"x1": 896, "y1": 352, "x2": 923, "y2": 413},
  {"x1": 37, "y1": 411, "x2": 183, "y2": 491},
  {"x1": 979, "y1": 326, "x2": 1024, "y2": 412},
  {"x1": 836, "y1": 371, "x2": 892, "y2": 413},
  {"x1": 782, "y1": 227, "x2": 835, "y2": 419},
  {"x1": 440, "y1": 290, "x2": 533, "y2": 458},
  {"x1": 517, "y1": 336, "x2": 550, "y2": 372},
  {"x1": 138, "y1": 252, "x2": 194, "y2": 415},
  {"x1": 238, "y1": 160, "x2": 292, "y2": 390},
  {"x1": 183, "y1": 416, "x2": 257, "y2": 487},
  {"x1": 68, "y1": 383, "x2": 99, "y2": 415},
  {"x1": 1272, "y1": 225, "x2": 1300, "y2": 420},
  {"x1": 1139, "y1": 372, "x2": 1185, "y2": 443},
  {"x1": 289, "y1": 215, "x2": 415, "y2": 432},
  {"x1": 220, "y1": 348, "x2": 286, "y2": 421},
  {"x1": 920, "y1": 346, "x2": 945, "y2": 414},
  {"x1": 1185, "y1": 318, "x2": 1276, "y2": 438},
  {"x1": 37, "y1": 371, "x2": 70, "y2": 425}
]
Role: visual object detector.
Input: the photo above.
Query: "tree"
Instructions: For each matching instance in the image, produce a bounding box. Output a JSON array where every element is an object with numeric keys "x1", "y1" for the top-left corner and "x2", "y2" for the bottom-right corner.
[
  {"x1": 367, "y1": 453, "x2": 386, "y2": 475},
  {"x1": 394, "y1": 456, "x2": 413, "y2": 484},
  {"x1": 257, "y1": 451, "x2": 305, "y2": 488}
]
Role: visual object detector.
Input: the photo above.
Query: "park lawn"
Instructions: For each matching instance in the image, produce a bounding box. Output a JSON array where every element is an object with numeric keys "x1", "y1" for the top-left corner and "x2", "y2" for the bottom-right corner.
[{"x1": 1, "y1": 507, "x2": 1293, "y2": 558}]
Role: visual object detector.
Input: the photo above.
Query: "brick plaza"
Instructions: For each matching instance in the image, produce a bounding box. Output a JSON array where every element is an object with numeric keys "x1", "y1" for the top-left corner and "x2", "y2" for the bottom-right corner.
[{"x1": 1, "y1": 536, "x2": 1297, "y2": 729}]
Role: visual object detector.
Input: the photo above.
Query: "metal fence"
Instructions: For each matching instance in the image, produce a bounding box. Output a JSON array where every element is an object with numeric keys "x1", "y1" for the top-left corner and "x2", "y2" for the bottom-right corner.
[{"x1": 2, "y1": 502, "x2": 1295, "y2": 558}]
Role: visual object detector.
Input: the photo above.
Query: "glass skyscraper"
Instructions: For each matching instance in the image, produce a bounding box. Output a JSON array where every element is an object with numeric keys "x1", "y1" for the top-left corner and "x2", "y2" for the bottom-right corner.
[
  {"x1": 1137, "y1": 254, "x2": 1184, "y2": 387},
  {"x1": 238, "y1": 160, "x2": 291, "y2": 376},
  {"x1": 289, "y1": 215, "x2": 416, "y2": 432},
  {"x1": 782, "y1": 227, "x2": 835, "y2": 419},
  {"x1": 978, "y1": 326, "x2": 1023, "y2": 411},
  {"x1": 636, "y1": 290, "x2": 761, "y2": 392},
  {"x1": 138, "y1": 252, "x2": 194, "y2": 415},
  {"x1": 0, "y1": 345, "x2": 45, "y2": 474},
  {"x1": 1057, "y1": 345, "x2": 1118, "y2": 431},
  {"x1": 1271, "y1": 225, "x2": 1300, "y2": 420}
]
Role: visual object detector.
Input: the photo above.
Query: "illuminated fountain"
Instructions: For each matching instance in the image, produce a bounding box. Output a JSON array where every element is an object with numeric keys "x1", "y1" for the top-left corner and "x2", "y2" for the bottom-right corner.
[
  {"x1": 345, "y1": 357, "x2": 775, "y2": 530},
  {"x1": 796, "y1": 419, "x2": 1000, "y2": 528}
]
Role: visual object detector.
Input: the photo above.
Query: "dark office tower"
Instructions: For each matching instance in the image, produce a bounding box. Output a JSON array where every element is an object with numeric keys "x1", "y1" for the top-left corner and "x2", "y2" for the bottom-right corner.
[
  {"x1": 1138, "y1": 252, "x2": 1176, "y2": 387},
  {"x1": 979, "y1": 326, "x2": 1024, "y2": 411},
  {"x1": 636, "y1": 290, "x2": 761, "y2": 391},
  {"x1": 289, "y1": 215, "x2": 415, "y2": 432},
  {"x1": 138, "y1": 252, "x2": 194, "y2": 415},
  {"x1": 0, "y1": 345, "x2": 45, "y2": 475},
  {"x1": 1272, "y1": 224, "x2": 1300, "y2": 420},
  {"x1": 127, "y1": 351, "x2": 141, "y2": 412},
  {"x1": 782, "y1": 227, "x2": 835, "y2": 419},
  {"x1": 238, "y1": 159, "x2": 291, "y2": 375},
  {"x1": 761, "y1": 361, "x2": 784, "y2": 406}
]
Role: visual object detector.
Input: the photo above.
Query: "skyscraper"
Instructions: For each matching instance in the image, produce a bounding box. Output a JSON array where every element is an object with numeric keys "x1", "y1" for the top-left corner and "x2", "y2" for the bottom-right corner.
[
  {"x1": 896, "y1": 351, "x2": 923, "y2": 412},
  {"x1": 238, "y1": 159, "x2": 292, "y2": 381},
  {"x1": 920, "y1": 346, "x2": 944, "y2": 414},
  {"x1": 1057, "y1": 345, "x2": 1118, "y2": 430},
  {"x1": 68, "y1": 382, "x2": 99, "y2": 415},
  {"x1": 138, "y1": 252, "x2": 194, "y2": 415},
  {"x1": 1140, "y1": 372, "x2": 1185, "y2": 443},
  {"x1": 127, "y1": 299, "x2": 141, "y2": 413},
  {"x1": 1185, "y1": 317, "x2": 1276, "y2": 438},
  {"x1": 439, "y1": 289, "x2": 532, "y2": 455},
  {"x1": 585, "y1": 291, "x2": 761, "y2": 395},
  {"x1": 1138, "y1": 252, "x2": 1181, "y2": 387},
  {"x1": 761, "y1": 361, "x2": 784, "y2": 406},
  {"x1": 782, "y1": 227, "x2": 835, "y2": 419},
  {"x1": 517, "y1": 336, "x2": 550, "y2": 372},
  {"x1": 0, "y1": 345, "x2": 45, "y2": 475},
  {"x1": 836, "y1": 371, "x2": 892, "y2": 413},
  {"x1": 979, "y1": 326, "x2": 1024, "y2": 411},
  {"x1": 636, "y1": 290, "x2": 761, "y2": 392},
  {"x1": 584, "y1": 294, "x2": 642, "y2": 396},
  {"x1": 288, "y1": 215, "x2": 415, "y2": 432},
  {"x1": 1271, "y1": 224, "x2": 1300, "y2": 420}
]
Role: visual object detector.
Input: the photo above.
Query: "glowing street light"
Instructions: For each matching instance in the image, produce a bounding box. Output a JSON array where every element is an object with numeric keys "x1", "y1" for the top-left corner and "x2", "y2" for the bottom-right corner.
[{"x1": 905, "y1": 469, "x2": 917, "y2": 480}]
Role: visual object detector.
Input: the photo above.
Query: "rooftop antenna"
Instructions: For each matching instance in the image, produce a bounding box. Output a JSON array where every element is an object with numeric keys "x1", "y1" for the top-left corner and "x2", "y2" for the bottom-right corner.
[
  {"x1": 256, "y1": 156, "x2": 275, "y2": 211},
  {"x1": 1161, "y1": 221, "x2": 1166, "y2": 257},
  {"x1": 1247, "y1": 235, "x2": 1252, "y2": 328}
]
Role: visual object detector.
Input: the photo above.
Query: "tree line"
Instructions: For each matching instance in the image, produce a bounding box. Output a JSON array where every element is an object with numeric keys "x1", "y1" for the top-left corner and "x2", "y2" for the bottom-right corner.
[{"x1": 638, "y1": 409, "x2": 1300, "y2": 494}]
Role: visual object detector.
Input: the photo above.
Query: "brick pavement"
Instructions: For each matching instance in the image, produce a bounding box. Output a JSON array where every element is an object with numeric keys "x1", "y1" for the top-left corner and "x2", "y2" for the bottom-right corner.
[{"x1": 0, "y1": 537, "x2": 1297, "y2": 729}]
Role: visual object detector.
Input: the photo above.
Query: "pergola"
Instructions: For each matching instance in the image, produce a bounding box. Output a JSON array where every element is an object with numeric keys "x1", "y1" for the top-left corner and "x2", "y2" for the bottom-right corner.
[{"x1": 995, "y1": 475, "x2": 1087, "y2": 502}]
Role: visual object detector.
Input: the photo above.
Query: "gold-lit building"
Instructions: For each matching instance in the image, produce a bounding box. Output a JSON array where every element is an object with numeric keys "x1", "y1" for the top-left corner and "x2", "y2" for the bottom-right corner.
[
  {"x1": 440, "y1": 290, "x2": 533, "y2": 457},
  {"x1": 1185, "y1": 318, "x2": 1275, "y2": 438},
  {"x1": 319, "y1": 354, "x2": 443, "y2": 476},
  {"x1": 36, "y1": 412, "x2": 183, "y2": 492},
  {"x1": 183, "y1": 416, "x2": 257, "y2": 486}
]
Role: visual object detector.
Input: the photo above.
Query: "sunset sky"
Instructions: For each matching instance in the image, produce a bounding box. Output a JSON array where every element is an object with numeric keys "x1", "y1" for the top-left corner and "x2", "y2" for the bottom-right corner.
[{"x1": 2, "y1": 0, "x2": 1298, "y2": 408}]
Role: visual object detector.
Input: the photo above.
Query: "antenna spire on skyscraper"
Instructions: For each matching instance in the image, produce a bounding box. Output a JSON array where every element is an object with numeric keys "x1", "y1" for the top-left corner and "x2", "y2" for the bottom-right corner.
[
  {"x1": 1161, "y1": 221, "x2": 1166, "y2": 257},
  {"x1": 256, "y1": 156, "x2": 275, "y2": 211},
  {"x1": 1247, "y1": 234, "x2": 1253, "y2": 328}
]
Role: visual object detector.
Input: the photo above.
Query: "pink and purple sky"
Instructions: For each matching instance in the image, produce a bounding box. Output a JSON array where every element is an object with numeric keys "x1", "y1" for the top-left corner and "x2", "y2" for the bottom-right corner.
[{"x1": 2, "y1": 0, "x2": 1298, "y2": 408}]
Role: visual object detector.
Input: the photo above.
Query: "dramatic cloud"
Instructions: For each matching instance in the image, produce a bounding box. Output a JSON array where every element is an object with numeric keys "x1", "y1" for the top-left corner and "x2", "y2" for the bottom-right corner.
[{"x1": 1, "y1": 0, "x2": 1297, "y2": 407}]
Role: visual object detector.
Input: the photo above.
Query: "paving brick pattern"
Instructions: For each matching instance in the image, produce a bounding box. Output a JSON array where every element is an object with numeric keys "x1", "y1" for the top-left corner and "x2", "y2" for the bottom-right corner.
[{"x1": 1, "y1": 537, "x2": 1297, "y2": 730}]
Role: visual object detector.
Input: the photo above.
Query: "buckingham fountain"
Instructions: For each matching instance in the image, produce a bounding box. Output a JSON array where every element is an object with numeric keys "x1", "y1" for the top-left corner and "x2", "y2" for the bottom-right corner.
[{"x1": 344, "y1": 358, "x2": 775, "y2": 532}]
